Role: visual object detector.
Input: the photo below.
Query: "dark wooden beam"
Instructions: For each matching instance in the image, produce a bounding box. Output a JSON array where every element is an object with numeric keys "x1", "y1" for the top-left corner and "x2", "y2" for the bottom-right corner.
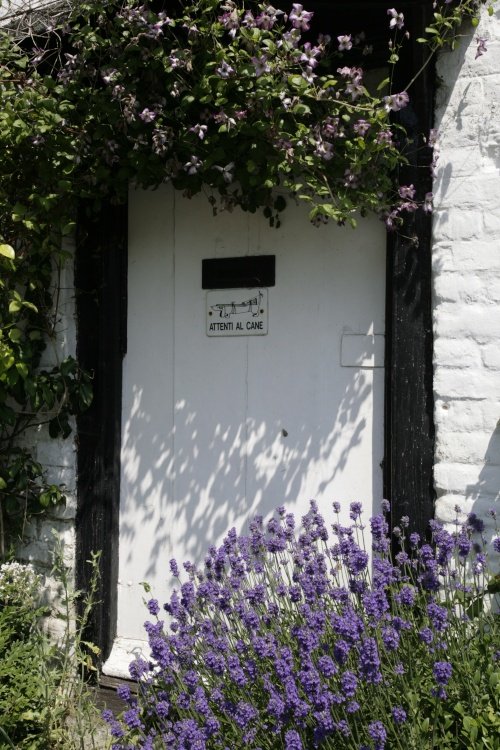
[
  {"x1": 75, "y1": 201, "x2": 127, "y2": 661},
  {"x1": 384, "y1": 1, "x2": 435, "y2": 537}
]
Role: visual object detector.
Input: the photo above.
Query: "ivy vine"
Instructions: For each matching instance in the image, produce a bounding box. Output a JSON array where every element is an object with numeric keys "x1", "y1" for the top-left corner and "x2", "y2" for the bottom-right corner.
[{"x1": 0, "y1": 0, "x2": 494, "y2": 556}]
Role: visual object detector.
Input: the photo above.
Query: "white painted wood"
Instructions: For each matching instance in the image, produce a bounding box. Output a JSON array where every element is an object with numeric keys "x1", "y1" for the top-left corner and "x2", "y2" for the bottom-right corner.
[
  {"x1": 341, "y1": 333, "x2": 385, "y2": 367},
  {"x1": 104, "y1": 185, "x2": 386, "y2": 677}
]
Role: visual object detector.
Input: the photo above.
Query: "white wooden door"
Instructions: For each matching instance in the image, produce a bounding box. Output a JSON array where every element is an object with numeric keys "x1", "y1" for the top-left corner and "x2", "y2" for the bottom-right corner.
[{"x1": 104, "y1": 185, "x2": 385, "y2": 677}]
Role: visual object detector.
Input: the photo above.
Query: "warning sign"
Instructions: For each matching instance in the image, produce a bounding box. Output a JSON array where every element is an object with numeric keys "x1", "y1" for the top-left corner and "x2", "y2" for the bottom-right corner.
[{"x1": 206, "y1": 288, "x2": 268, "y2": 337}]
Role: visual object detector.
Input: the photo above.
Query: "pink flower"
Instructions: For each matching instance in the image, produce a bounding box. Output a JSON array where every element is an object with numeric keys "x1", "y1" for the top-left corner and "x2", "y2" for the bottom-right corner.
[
  {"x1": 184, "y1": 156, "x2": 203, "y2": 175},
  {"x1": 384, "y1": 91, "x2": 409, "y2": 111},
  {"x1": 423, "y1": 192, "x2": 433, "y2": 213},
  {"x1": 475, "y1": 36, "x2": 488, "y2": 59},
  {"x1": 354, "y1": 120, "x2": 370, "y2": 136},
  {"x1": 139, "y1": 108, "x2": 156, "y2": 123},
  {"x1": 289, "y1": 4, "x2": 314, "y2": 31},
  {"x1": 387, "y1": 8, "x2": 405, "y2": 29},
  {"x1": 398, "y1": 184, "x2": 415, "y2": 199},
  {"x1": 216, "y1": 61, "x2": 235, "y2": 78},
  {"x1": 337, "y1": 34, "x2": 353, "y2": 51},
  {"x1": 190, "y1": 124, "x2": 207, "y2": 140}
]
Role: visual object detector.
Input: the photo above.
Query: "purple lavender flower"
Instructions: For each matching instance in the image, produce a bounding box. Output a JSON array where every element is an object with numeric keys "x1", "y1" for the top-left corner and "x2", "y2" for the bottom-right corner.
[
  {"x1": 123, "y1": 708, "x2": 142, "y2": 729},
  {"x1": 427, "y1": 601, "x2": 448, "y2": 632},
  {"x1": 234, "y1": 701, "x2": 258, "y2": 728},
  {"x1": 368, "y1": 720, "x2": 387, "y2": 750},
  {"x1": 335, "y1": 719, "x2": 350, "y2": 736},
  {"x1": 409, "y1": 531, "x2": 420, "y2": 547},
  {"x1": 333, "y1": 639, "x2": 351, "y2": 665},
  {"x1": 419, "y1": 626, "x2": 434, "y2": 645},
  {"x1": 285, "y1": 729, "x2": 303, "y2": 750},
  {"x1": 468, "y1": 513, "x2": 485, "y2": 534},
  {"x1": 349, "y1": 501, "x2": 363, "y2": 520},
  {"x1": 169, "y1": 558, "x2": 179, "y2": 577},
  {"x1": 129, "y1": 657, "x2": 150, "y2": 680},
  {"x1": 146, "y1": 598, "x2": 160, "y2": 616},
  {"x1": 370, "y1": 514, "x2": 390, "y2": 553},
  {"x1": 341, "y1": 670, "x2": 358, "y2": 698},
  {"x1": 363, "y1": 589, "x2": 389, "y2": 622},
  {"x1": 317, "y1": 654, "x2": 337, "y2": 677},
  {"x1": 493, "y1": 536, "x2": 500, "y2": 553},
  {"x1": 396, "y1": 584, "x2": 416, "y2": 607},
  {"x1": 433, "y1": 660, "x2": 452, "y2": 685},
  {"x1": 391, "y1": 705, "x2": 407, "y2": 724},
  {"x1": 358, "y1": 637, "x2": 382, "y2": 684},
  {"x1": 381, "y1": 626, "x2": 400, "y2": 651}
]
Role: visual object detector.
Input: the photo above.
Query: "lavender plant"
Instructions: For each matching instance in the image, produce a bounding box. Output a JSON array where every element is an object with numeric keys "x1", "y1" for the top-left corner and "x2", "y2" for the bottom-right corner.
[{"x1": 106, "y1": 502, "x2": 500, "y2": 749}]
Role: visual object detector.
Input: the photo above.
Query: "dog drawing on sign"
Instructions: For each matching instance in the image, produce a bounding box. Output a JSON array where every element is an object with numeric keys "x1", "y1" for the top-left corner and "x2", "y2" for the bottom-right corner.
[{"x1": 211, "y1": 290, "x2": 263, "y2": 318}]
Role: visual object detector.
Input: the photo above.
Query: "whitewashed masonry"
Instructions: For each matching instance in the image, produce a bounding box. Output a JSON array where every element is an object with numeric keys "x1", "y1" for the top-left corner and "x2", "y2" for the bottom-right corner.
[{"x1": 432, "y1": 4, "x2": 500, "y2": 553}]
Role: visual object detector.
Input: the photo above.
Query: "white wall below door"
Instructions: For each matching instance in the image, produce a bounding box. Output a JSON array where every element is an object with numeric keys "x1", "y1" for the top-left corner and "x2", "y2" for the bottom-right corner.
[{"x1": 103, "y1": 185, "x2": 386, "y2": 678}]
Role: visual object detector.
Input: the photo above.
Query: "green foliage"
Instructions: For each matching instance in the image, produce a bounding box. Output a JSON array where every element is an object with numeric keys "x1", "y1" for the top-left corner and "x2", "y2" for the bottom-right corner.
[
  {"x1": 0, "y1": 553, "x2": 110, "y2": 750},
  {"x1": 0, "y1": 0, "x2": 494, "y2": 554}
]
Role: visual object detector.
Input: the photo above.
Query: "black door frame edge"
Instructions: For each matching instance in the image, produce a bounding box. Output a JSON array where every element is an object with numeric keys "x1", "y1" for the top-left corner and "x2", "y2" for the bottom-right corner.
[
  {"x1": 75, "y1": 201, "x2": 127, "y2": 661},
  {"x1": 383, "y1": 0, "x2": 436, "y2": 537}
]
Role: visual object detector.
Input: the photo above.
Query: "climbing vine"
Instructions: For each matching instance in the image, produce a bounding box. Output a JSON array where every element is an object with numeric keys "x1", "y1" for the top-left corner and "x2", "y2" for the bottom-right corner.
[{"x1": 0, "y1": 0, "x2": 494, "y2": 555}]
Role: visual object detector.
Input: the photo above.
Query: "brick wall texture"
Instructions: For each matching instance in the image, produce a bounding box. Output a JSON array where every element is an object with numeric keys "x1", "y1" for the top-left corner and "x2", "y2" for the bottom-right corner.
[{"x1": 433, "y1": 5, "x2": 500, "y2": 552}]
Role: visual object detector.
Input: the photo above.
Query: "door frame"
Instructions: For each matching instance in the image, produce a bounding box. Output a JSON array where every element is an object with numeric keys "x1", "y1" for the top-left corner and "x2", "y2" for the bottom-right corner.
[{"x1": 75, "y1": 1, "x2": 435, "y2": 662}]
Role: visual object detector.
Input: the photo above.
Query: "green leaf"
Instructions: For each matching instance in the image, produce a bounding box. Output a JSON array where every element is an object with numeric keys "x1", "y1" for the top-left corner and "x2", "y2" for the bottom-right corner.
[
  {"x1": 8, "y1": 328, "x2": 22, "y2": 343},
  {"x1": 39, "y1": 492, "x2": 51, "y2": 508},
  {"x1": 487, "y1": 573, "x2": 500, "y2": 593},
  {"x1": 288, "y1": 74, "x2": 308, "y2": 91},
  {"x1": 15, "y1": 362, "x2": 28, "y2": 379},
  {"x1": 465, "y1": 593, "x2": 484, "y2": 618},
  {"x1": 8, "y1": 300, "x2": 22, "y2": 314},
  {"x1": 376, "y1": 77, "x2": 390, "y2": 92},
  {"x1": 292, "y1": 103, "x2": 311, "y2": 115},
  {"x1": 0, "y1": 244, "x2": 15, "y2": 259}
]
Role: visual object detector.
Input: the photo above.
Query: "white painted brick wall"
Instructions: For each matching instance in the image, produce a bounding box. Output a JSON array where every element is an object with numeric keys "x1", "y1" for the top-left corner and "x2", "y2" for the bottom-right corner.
[
  {"x1": 16, "y1": 237, "x2": 77, "y2": 614},
  {"x1": 433, "y1": 5, "x2": 500, "y2": 562}
]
